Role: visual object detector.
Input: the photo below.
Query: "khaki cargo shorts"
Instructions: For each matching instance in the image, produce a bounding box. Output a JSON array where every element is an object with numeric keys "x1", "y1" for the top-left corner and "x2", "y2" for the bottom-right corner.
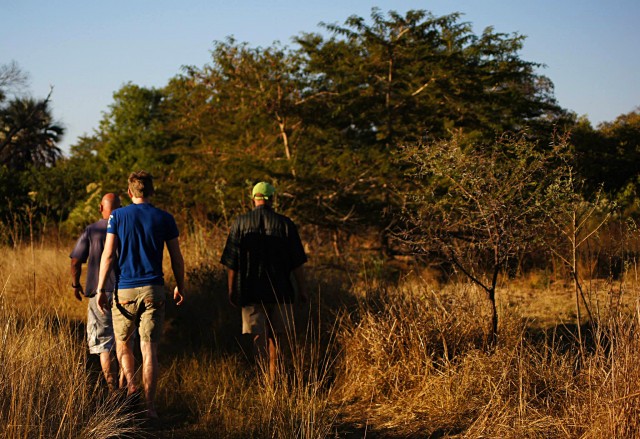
[
  {"x1": 242, "y1": 302, "x2": 294, "y2": 336},
  {"x1": 112, "y1": 285, "x2": 166, "y2": 343}
]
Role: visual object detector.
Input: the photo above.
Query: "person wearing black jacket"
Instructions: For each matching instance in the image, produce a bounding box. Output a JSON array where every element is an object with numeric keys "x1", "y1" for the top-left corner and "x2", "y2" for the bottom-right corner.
[{"x1": 221, "y1": 182, "x2": 307, "y2": 383}]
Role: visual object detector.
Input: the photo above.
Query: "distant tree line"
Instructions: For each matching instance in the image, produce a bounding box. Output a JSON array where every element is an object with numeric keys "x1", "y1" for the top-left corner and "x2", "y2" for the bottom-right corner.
[{"x1": 1, "y1": 9, "x2": 638, "y2": 260}]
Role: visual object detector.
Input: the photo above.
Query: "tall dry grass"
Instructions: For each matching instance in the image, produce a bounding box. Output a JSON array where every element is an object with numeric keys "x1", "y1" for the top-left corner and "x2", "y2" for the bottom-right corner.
[
  {"x1": 330, "y1": 271, "x2": 640, "y2": 438},
  {"x1": 0, "y1": 247, "x2": 141, "y2": 438},
  {"x1": 157, "y1": 320, "x2": 339, "y2": 438},
  {"x1": 2, "y1": 240, "x2": 640, "y2": 438},
  {"x1": 156, "y1": 257, "x2": 341, "y2": 438}
]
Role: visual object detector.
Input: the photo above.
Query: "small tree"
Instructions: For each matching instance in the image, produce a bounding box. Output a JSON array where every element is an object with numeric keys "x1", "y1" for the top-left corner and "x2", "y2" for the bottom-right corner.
[
  {"x1": 540, "y1": 161, "x2": 613, "y2": 353},
  {"x1": 398, "y1": 132, "x2": 569, "y2": 345}
]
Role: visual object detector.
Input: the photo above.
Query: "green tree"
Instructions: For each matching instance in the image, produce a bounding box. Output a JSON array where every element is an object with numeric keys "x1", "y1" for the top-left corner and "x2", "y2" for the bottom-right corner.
[
  {"x1": 68, "y1": 84, "x2": 173, "y2": 203},
  {"x1": 0, "y1": 95, "x2": 63, "y2": 171},
  {"x1": 293, "y1": 8, "x2": 566, "y2": 252},
  {"x1": 296, "y1": 8, "x2": 564, "y2": 144},
  {"x1": 161, "y1": 39, "x2": 309, "y2": 223},
  {"x1": 571, "y1": 109, "x2": 640, "y2": 213}
]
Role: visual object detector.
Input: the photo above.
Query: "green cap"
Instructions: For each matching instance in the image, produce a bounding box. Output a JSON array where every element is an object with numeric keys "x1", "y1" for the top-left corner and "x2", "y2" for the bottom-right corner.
[{"x1": 252, "y1": 182, "x2": 275, "y2": 200}]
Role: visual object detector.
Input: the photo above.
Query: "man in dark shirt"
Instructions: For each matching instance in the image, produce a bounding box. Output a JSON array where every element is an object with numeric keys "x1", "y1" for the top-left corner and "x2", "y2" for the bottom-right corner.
[
  {"x1": 70, "y1": 193, "x2": 120, "y2": 392},
  {"x1": 221, "y1": 181, "x2": 307, "y2": 383}
]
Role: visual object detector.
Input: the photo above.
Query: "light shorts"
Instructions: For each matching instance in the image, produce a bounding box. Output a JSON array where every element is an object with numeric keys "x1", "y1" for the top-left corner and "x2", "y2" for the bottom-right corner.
[
  {"x1": 112, "y1": 285, "x2": 166, "y2": 343},
  {"x1": 87, "y1": 292, "x2": 115, "y2": 354},
  {"x1": 242, "y1": 302, "x2": 294, "y2": 335}
]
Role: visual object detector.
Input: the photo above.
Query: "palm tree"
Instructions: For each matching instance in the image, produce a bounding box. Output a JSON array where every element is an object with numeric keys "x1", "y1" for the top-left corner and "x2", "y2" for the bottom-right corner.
[{"x1": 0, "y1": 95, "x2": 64, "y2": 171}]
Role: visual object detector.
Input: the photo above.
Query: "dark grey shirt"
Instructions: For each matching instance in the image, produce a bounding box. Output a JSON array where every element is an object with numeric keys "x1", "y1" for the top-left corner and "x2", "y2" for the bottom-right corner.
[
  {"x1": 221, "y1": 205, "x2": 307, "y2": 306},
  {"x1": 70, "y1": 219, "x2": 116, "y2": 296}
]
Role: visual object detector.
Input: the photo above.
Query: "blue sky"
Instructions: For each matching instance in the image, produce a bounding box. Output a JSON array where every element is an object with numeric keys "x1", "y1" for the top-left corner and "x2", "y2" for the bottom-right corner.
[{"x1": 2, "y1": 0, "x2": 639, "y2": 153}]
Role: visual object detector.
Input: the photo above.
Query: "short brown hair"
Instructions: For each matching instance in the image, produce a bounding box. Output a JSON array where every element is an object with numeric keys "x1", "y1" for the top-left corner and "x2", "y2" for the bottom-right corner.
[{"x1": 128, "y1": 171, "x2": 155, "y2": 198}]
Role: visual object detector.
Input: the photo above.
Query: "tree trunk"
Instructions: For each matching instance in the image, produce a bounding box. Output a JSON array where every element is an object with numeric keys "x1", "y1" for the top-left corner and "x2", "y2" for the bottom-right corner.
[
  {"x1": 486, "y1": 287, "x2": 498, "y2": 348},
  {"x1": 572, "y1": 210, "x2": 584, "y2": 356}
]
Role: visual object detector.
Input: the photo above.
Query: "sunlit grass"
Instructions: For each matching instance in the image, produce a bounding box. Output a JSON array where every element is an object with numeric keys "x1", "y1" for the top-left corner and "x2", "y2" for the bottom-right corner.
[
  {"x1": 2, "y1": 241, "x2": 640, "y2": 438},
  {"x1": 0, "y1": 282, "x2": 141, "y2": 438}
]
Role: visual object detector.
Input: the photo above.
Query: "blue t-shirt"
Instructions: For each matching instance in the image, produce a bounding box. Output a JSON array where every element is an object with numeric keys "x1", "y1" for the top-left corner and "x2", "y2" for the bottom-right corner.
[
  {"x1": 107, "y1": 203, "x2": 179, "y2": 289},
  {"x1": 70, "y1": 218, "x2": 116, "y2": 295}
]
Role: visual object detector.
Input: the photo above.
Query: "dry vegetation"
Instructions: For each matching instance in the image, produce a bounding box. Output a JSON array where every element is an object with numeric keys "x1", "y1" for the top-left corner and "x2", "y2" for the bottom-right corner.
[{"x1": 1, "y1": 236, "x2": 640, "y2": 438}]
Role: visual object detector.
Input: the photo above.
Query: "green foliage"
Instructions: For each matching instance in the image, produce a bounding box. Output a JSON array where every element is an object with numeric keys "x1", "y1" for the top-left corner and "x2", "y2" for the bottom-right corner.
[
  {"x1": 95, "y1": 83, "x2": 173, "y2": 183},
  {"x1": 4, "y1": 11, "x2": 638, "y2": 254},
  {"x1": 571, "y1": 109, "x2": 640, "y2": 211},
  {"x1": 62, "y1": 182, "x2": 104, "y2": 235},
  {"x1": 296, "y1": 9, "x2": 564, "y2": 143},
  {"x1": 159, "y1": 39, "x2": 307, "y2": 223},
  {"x1": 0, "y1": 96, "x2": 63, "y2": 171}
]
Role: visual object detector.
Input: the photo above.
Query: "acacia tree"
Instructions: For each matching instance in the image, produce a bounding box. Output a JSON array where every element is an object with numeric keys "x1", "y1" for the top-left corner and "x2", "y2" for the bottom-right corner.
[
  {"x1": 399, "y1": 132, "x2": 569, "y2": 345},
  {"x1": 297, "y1": 8, "x2": 562, "y2": 145}
]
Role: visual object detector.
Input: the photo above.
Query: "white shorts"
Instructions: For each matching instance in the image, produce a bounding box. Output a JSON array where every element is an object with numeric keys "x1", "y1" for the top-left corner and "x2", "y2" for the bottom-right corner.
[
  {"x1": 242, "y1": 303, "x2": 294, "y2": 335},
  {"x1": 87, "y1": 292, "x2": 115, "y2": 354}
]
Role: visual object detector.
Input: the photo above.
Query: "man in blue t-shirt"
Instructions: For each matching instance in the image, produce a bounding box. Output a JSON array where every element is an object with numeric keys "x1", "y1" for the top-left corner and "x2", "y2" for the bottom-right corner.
[
  {"x1": 70, "y1": 192, "x2": 120, "y2": 392},
  {"x1": 96, "y1": 171, "x2": 185, "y2": 421}
]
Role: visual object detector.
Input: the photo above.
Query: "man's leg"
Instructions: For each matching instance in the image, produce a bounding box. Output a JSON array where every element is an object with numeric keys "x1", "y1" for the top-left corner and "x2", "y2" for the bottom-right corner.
[
  {"x1": 252, "y1": 331, "x2": 278, "y2": 385},
  {"x1": 88, "y1": 295, "x2": 119, "y2": 391},
  {"x1": 137, "y1": 285, "x2": 166, "y2": 419},
  {"x1": 111, "y1": 288, "x2": 139, "y2": 394},
  {"x1": 117, "y1": 346, "x2": 126, "y2": 389},
  {"x1": 244, "y1": 304, "x2": 290, "y2": 385},
  {"x1": 116, "y1": 337, "x2": 137, "y2": 395},
  {"x1": 98, "y1": 351, "x2": 118, "y2": 392},
  {"x1": 140, "y1": 341, "x2": 159, "y2": 418},
  {"x1": 267, "y1": 333, "x2": 278, "y2": 384}
]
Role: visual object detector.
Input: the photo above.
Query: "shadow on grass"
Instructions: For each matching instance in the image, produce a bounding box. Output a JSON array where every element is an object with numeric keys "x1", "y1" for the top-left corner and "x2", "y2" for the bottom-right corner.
[
  {"x1": 161, "y1": 261, "x2": 361, "y2": 358},
  {"x1": 524, "y1": 320, "x2": 613, "y2": 359},
  {"x1": 335, "y1": 422, "x2": 465, "y2": 439}
]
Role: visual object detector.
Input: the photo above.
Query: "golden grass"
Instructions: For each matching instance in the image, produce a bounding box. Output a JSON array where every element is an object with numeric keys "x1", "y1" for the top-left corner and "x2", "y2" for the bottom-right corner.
[
  {"x1": 0, "y1": 246, "x2": 86, "y2": 320},
  {"x1": 0, "y1": 286, "x2": 141, "y2": 438},
  {"x1": 329, "y1": 272, "x2": 640, "y2": 438},
  {"x1": 2, "y1": 241, "x2": 640, "y2": 438}
]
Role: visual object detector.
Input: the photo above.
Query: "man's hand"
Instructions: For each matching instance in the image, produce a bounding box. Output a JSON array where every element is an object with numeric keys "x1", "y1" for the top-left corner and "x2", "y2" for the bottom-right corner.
[
  {"x1": 97, "y1": 291, "x2": 108, "y2": 315},
  {"x1": 173, "y1": 286, "x2": 184, "y2": 306},
  {"x1": 226, "y1": 268, "x2": 238, "y2": 307},
  {"x1": 72, "y1": 285, "x2": 84, "y2": 301},
  {"x1": 228, "y1": 290, "x2": 238, "y2": 308}
]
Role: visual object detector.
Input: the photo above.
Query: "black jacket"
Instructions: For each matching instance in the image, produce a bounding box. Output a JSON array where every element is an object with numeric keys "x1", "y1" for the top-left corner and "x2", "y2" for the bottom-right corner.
[{"x1": 220, "y1": 205, "x2": 307, "y2": 305}]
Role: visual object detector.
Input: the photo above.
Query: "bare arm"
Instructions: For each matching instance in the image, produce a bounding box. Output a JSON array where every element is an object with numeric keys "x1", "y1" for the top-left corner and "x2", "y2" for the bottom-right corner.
[
  {"x1": 70, "y1": 258, "x2": 84, "y2": 301},
  {"x1": 166, "y1": 237, "x2": 185, "y2": 306},
  {"x1": 293, "y1": 265, "x2": 307, "y2": 303},
  {"x1": 226, "y1": 268, "x2": 238, "y2": 307},
  {"x1": 96, "y1": 233, "x2": 116, "y2": 314}
]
